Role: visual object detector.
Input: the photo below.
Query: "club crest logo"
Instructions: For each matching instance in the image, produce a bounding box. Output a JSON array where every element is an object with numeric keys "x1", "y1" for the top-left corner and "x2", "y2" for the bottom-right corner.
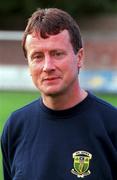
[{"x1": 71, "y1": 150, "x2": 92, "y2": 178}]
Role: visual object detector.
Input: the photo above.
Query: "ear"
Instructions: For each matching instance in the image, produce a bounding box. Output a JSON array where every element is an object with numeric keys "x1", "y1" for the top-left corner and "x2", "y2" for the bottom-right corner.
[{"x1": 77, "y1": 48, "x2": 84, "y2": 69}]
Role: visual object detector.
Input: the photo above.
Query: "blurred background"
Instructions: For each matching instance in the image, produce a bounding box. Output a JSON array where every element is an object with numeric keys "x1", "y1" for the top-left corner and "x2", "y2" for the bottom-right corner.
[
  {"x1": 0, "y1": 0, "x2": 117, "y2": 179},
  {"x1": 1, "y1": 0, "x2": 117, "y2": 92}
]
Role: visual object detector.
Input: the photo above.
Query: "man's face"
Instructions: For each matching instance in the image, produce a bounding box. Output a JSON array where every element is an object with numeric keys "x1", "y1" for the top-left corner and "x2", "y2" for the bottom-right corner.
[{"x1": 25, "y1": 30, "x2": 83, "y2": 97}]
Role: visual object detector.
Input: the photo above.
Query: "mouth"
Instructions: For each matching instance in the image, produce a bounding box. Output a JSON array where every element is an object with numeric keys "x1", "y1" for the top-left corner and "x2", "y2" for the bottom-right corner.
[{"x1": 43, "y1": 76, "x2": 61, "y2": 83}]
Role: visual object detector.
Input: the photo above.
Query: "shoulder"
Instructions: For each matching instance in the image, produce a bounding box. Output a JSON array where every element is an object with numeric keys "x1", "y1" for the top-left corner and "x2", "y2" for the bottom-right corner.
[
  {"x1": 13, "y1": 98, "x2": 40, "y2": 115},
  {"x1": 1, "y1": 98, "x2": 41, "y2": 140},
  {"x1": 88, "y1": 92, "x2": 117, "y2": 113},
  {"x1": 88, "y1": 92, "x2": 117, "y2": 130},
  {"x1": 7, "y1": 98, "x2": 40, "y2": 124}
]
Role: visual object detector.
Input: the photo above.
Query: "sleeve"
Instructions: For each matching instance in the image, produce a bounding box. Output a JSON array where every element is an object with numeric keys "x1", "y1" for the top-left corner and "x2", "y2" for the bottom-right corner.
[{"x1": 1, "y1": 121, "x2": 12, "y2": 180}]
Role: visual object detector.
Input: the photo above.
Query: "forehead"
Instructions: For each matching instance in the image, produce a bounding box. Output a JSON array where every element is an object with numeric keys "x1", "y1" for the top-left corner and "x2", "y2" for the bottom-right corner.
[{"x1": 25, "y1": 30, "x2": 72, "y2": 51}]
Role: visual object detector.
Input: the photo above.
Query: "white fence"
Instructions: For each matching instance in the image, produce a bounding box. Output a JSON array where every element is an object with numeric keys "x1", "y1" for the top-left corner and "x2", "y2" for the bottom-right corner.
[
  {"x1": 0, "y1": 30, "x2": 23, "y2": 40},
  {"x1": 0, "y1": 65, "x2": 117, "y2": 92},
  {"x1": 80, "y1": 70, "x2": 117, "y2": 93},
  {"x1": 0, "y1": 65, "x2": 36, "y2": 91}
]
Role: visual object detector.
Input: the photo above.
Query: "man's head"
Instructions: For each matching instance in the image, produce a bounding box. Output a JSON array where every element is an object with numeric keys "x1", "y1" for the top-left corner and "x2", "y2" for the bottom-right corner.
[
  {"x1": 23, "y1": 8, "x2": 84, "y2": 104},
  {"x1": 22, "y1": 8, "x2": 83, "y2": 58}
]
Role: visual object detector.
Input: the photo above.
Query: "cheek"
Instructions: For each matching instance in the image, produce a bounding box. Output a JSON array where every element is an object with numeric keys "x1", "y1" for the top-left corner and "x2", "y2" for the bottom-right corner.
[
  {"x1": 29, "y1": 67, "x2": 40, "y2": 84},
  {"x1": 29, "y1": 68, "x2": 41, "y2": 88},
  {"x1": 60, "y1": 57, "x2": 77, "y2": 75},
  {"x1": 29, "y1": 64, "x2": 40, "y2": 75},
  {"x1": 62, "y1": 64, "x2": 78, "y2": 82},
  {"x1": 66, "y1": 59, "x2": 78, "y2": 73}
]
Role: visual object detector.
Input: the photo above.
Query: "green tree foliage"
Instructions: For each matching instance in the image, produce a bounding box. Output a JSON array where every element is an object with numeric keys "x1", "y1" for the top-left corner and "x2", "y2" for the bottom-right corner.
[
  {"x1": 1, "y1": 0, "x2": 117, "y2": 15},
  {"x1": 0, "y1": 0, "x2": 117, "y2": 29}
]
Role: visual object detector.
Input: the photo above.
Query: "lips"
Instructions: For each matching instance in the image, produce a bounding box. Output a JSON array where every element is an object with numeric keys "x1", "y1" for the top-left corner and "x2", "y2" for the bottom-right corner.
[
  {"x1": 45, "y1": 77, "x2": 58, "y2": 80},
  {"x1": 42, "y1": 76, "x2": 61, "y2": 82}
]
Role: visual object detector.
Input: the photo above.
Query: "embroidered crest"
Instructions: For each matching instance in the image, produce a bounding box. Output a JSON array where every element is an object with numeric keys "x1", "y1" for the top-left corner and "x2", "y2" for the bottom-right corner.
[{"x1": 71, "y1": 151, "x2": 92, "y2": 178}]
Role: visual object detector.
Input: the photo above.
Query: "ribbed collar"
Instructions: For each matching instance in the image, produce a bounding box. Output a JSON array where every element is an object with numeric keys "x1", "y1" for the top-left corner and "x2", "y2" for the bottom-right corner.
[{"x1": 39, "y1": 92, "x2": 94, "y2": 119}]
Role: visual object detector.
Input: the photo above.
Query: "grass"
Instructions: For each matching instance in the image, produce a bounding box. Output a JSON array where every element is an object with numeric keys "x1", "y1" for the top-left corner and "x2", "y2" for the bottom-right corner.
[
  {"x1": 95, "y1": 93, "x2": 117, "y2": 106},
  {"x1": 0, "y1": 91, "x2": 39, "y2": 133},
  {"x1": 0, "y1": 91, "x2": 117, "y2": 179},
  {"x1": 0, "y1": 90, "x2": 39, "y2": 180}
]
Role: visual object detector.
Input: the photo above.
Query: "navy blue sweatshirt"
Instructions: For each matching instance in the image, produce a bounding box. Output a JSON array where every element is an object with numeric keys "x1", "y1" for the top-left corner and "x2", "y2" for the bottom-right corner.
[{"x1": 1, "y1": 92, "x2": 117, "y2": 180}]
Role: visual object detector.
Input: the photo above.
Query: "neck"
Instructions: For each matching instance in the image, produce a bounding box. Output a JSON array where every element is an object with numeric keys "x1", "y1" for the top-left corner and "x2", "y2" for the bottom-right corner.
[{"x1": 42, "y1": 88, "x2": 88, "y2": 110}]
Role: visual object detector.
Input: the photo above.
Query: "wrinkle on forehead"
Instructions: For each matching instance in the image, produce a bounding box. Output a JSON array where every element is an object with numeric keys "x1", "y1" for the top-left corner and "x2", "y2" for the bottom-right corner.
[
  {"x1": 28, "y1": 29, "x2": 70, "y2": 41},
  {"x1": 25, "y1": 29, "x2": 78, "y2": 61},
  {"x1": 26, "y1": 30, "x2": 72, "y2": 51}
]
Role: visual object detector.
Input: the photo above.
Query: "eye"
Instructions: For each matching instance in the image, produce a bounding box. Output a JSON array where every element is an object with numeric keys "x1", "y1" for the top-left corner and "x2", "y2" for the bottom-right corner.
[
  {"x1": 31, "y1": 53, "x2": 44, "y2": 62},
  {"x1": 51, "y1": 50, "x2": 65, "y2": 59}
]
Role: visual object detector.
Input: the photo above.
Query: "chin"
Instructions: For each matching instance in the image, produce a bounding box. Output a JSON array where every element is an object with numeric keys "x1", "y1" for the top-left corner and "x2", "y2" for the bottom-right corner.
[
  {"x1": 39, "y1": 84, "x2": 67, "y2": 97},
  {"x1": 43, "y1": 91, "x2": 61, "y2": 97},
  {"x1": 42, "y1": 88, "x2": 65, "y2": 97}
]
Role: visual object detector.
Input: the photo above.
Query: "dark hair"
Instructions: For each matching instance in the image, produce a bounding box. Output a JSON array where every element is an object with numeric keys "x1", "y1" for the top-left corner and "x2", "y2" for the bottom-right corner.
[{"x1": 22, "y1": 8, "x2": 83, "y2": 57}]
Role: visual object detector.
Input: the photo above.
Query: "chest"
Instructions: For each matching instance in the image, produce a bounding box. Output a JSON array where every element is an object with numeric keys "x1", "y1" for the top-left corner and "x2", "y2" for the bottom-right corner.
[{"x1": 11, "y1": 118, "x2": 114, "y2": 180}]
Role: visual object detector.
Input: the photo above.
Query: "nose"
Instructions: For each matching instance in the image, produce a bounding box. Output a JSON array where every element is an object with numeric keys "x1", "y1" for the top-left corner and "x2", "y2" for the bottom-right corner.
[{"x1": 43, "y1": 55, "x2": 55, "y2": 72}]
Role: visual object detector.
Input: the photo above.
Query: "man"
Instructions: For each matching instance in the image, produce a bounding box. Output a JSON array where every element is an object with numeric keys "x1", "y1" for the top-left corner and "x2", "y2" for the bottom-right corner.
[{"x1": 1, "y1": 8, "x2": 117, "y2": 180}]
